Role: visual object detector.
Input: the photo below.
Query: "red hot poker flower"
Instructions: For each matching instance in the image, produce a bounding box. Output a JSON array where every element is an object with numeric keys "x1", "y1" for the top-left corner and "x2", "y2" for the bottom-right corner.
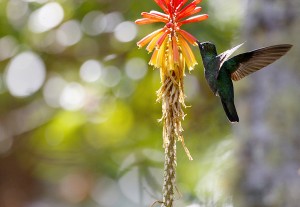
[
  {"x1": 135, "y1": 0, "x2": 208, "y2": 78},
  {"x1": 135, "y1": 1, "x2": 208, "y2": 205}
]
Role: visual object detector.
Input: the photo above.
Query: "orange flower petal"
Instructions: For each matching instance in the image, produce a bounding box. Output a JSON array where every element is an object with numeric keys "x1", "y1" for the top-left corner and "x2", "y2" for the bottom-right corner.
[
  {"x1": 177, "y1": 7, "x2": 202, "y2": 20},
  {"x1": 163, "y1": 0, "x2": 170, "y2": 5},
  {"x1": 136, "y1": 0, "x2": 207, "y2": 73},
  {"x1": 182, "y1": 0, "x2": 189, "y2": 6},
  {"x1": 149, "y1": 48, "x2": 159, "y2": 66},
  {"x1": 177, "y1": 2, "x2": 197, "y2": 20},
  {"x1": 153, "y1": 0, "x2": 169, "y2": 14},
  {"x1": 179, "y1": 14, "x2": 208, "y2": 25},
  {"x1": 141, "y1": 12, "x2": 169, "y2": 23},
  {"x1": 173, "y1": 0, "x2": 179, "y2": 7},
  {"x1": 135, "y1": 18, "x2": 164, "y2": 25},
  {"x1": 179, "y1": 35, "x2": 197, "y2": 70},
  {"x1": 149, "y1": 10, "x2": 169, "y2": 18},
  {"x1": 166, "y1": 3, "x2": 173, "y2": 18},
  {"x1": 156, "y1": 37, "x2": 167, "y2": 68},
  {"x1": 175, "y1": 1, "x2": 184, "y2": 12},
  {"x1": 156, "y1": 30, "x2": 169, "y2": 49},
  {"x1": 137, "y1": 28, "x2": 164, "y2": 48},
  {"x1": 190, "y1": 7, "x2": 202, "y2": 15},
  {"x1": 178, "y1": 29, "x2": 197, "y2": 45},
  {"x1": 146, "y1": 29, "x2": 165, "y2": 52}
]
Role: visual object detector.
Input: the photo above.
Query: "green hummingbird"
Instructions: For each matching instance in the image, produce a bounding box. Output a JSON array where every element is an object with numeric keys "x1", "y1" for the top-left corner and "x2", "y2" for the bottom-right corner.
[{"x1": 197, "y1": 41, "x2": 292, "y2": 122}]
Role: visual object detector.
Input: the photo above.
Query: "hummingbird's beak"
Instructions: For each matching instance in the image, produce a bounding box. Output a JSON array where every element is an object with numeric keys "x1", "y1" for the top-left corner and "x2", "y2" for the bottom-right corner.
[{"x1": 196, "y1": 40, "x2": 203, "y2": 49}]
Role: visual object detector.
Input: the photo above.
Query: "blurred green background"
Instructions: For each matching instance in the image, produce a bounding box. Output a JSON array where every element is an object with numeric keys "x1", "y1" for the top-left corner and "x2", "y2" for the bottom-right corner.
[{"x1": 0, "y1": 0, "x2": 299, "y2": 207}]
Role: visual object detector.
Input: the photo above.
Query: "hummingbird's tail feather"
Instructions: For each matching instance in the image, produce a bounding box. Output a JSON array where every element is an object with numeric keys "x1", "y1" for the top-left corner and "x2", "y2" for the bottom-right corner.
[{"x1": 220, "y1": 99, "x2": 239, "y2": 123}]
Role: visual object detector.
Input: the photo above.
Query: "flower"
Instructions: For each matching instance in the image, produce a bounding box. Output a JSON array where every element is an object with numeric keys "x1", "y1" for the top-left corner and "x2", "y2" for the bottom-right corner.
[{"x1": 135, "y1": 0, "x2": 208, "y2": 78}]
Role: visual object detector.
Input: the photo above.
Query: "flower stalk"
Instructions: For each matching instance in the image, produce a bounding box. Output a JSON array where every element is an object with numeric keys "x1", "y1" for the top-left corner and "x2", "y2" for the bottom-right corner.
[
  {"x1": 135, "y1": 0, "x2": 208, "y2": 206},
  {"x1": 157, "y1": 71, "x2": 187, "y2": 207}
]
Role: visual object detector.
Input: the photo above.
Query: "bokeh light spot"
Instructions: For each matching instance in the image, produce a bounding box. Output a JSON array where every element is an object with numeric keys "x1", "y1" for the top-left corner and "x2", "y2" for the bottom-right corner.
[
  {"x1": 103, "y1": 12, "x2": 123, "y2": 32},
  {"x1": 43, "y1": 75, "x2": 67, "y2": 108},
  {"x1": 28, "y1": 2, "x2": 64, "y2": 33},
  {"x1": 81, "y1": 11, "x2": 123, "y2": 35},
  {"x1": 81, "y1": 11, "x2": 106, "y2": 36},
  {"x1": 0, "y1": 36, "x2": 18, "y2": 61},
  {"x1": 125, "y1": 58, "x2": 148, "y2": 80},
  {"x1": 56, "y1": 20, "x2": 82, "y2": 46},
  {"x1": 59, "y1": 82, "x2": 85, "y2": 111},
  {"x1": 114, "y1": 21, "x2": 137, "y2": 42},
  {"x1": 79, "y1": 60, "x2": 102, "y2": 82},
  {"x1": 100, "y1": 66, "x2": 121, "y2": 87},
  {"x1": 6, "y1": 0, "x2": 29, "y2": 28},
  {"x1": 5, "y1": 51, "x2": 46, "y2": 97}
]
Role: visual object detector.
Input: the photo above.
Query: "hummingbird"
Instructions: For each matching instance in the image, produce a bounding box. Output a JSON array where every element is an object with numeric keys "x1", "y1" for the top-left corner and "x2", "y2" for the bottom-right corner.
[{"x1": 197, "y1": 41, "x2": 292, "y2": 123}]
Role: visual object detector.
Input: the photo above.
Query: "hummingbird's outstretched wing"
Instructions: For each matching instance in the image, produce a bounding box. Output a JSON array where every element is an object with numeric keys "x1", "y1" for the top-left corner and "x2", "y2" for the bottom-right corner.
[
  {"x1": 226, "y1": 44, "x2": 292, "y2": 81},
  {"x1": 217, "y1": 42, "x2": 245, "y2": 70}
]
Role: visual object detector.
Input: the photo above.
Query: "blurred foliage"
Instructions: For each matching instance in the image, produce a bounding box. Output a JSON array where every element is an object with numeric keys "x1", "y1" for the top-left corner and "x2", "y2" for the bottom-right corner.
[{"x1": 0, "y1": 0, "x2": 243, "y2": 206}]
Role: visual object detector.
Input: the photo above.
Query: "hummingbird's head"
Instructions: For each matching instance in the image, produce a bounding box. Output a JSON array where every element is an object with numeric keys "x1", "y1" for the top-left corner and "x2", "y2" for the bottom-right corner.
[{"x1": 197, "y1": 41, "x2": 217, "y2": 56}]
